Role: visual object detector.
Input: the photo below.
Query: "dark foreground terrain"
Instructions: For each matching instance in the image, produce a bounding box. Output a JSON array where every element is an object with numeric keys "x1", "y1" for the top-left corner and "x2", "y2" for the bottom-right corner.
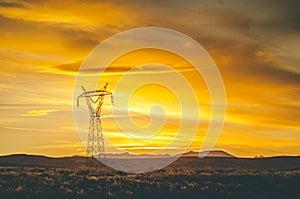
[{"x1": 0, "y1": 155, "x2": 299, "y2": 199}]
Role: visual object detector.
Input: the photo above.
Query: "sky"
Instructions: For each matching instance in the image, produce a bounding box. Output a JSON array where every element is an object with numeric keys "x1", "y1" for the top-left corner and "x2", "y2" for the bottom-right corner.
[{"x1": 0, "y1": 0, "x2": 299, "y2": 158}]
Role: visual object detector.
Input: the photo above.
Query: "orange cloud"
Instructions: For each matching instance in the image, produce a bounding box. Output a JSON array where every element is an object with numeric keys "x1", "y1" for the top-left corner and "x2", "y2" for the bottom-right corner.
[{"x1": 22, "y1": 109, "x2": 57, "y2": 117}]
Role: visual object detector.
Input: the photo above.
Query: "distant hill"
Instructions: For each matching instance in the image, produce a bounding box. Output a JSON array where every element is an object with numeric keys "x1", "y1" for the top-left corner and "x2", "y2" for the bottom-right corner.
[
  {"x1": 0, "y1": 153, "x2": 299, "y2": 170},
  {"x1": 181, "y1": 150, "x2": 236, "y2": 158},
  {"x1": 0, "y1": 154, "x2": 88, "y2": 168}
]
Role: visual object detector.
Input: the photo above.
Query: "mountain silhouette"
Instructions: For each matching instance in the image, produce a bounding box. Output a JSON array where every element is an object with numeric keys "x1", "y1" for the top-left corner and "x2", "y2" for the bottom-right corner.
[
  {"x1": 181, "y1": 150, "x2": 236, "y2": 158},
  {"x1": 0, "y1": 153, "x2": 299, "y2": 170}
]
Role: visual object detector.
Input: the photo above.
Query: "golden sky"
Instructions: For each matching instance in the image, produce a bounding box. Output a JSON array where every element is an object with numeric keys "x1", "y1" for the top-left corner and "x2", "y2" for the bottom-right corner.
[{"x1": 0, "y1": 0, "x2": 299, "y2": 157}]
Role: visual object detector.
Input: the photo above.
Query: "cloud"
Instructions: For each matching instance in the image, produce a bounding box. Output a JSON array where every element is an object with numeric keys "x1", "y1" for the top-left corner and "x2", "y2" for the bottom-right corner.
[
  {"x1": 22, "y1": 109, "x2": 57, "y2": 116},
  {"x1": 0, "y1": 1, "x2": 26, "y2": 8},
  {"x1": 126, "y1": 0, "x2": 300, "y2": 78},
  {"x1": 41, "y1": 60, "x2": 133, "y2": 76},
  {"x1": 41, "y1": 48, "x2": 196, "y2": 76},
  {"x1": 0, "y1": 0, "x2": 141, "y2": 31},
  {"x1": 1, "y1": 125, "x2": 63, "y2": 132}
]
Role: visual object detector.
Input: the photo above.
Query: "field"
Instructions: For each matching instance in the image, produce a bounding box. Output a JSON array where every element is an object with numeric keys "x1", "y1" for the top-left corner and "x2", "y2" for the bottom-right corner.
[{"x1": 0, "y1": 155, "x2": 299, "y2": 199}]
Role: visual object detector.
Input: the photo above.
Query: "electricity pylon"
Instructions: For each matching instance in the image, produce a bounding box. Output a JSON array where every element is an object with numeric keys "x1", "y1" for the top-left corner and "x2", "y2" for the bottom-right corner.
[{"x1": 77, "y1": 83, "x2": 113, "y2": 162}]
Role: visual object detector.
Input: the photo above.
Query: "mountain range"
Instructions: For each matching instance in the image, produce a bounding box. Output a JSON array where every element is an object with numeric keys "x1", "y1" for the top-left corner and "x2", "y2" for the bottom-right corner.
[{"x1": 0, "y1": 150, "x2": 299, "y2": 170}]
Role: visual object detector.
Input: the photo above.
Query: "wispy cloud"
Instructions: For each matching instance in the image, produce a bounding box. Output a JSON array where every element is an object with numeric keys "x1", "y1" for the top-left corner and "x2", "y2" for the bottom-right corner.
[
  {"x1": 0, "y1": 1, "x2": 26, "y2": 9},
  {"x1": 22, "y1": 109, "x2": 57, "y2": 117}
]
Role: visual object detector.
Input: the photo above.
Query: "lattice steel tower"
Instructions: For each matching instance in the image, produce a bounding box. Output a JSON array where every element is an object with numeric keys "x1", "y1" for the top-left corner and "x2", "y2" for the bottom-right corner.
[{"x1": 77, "y1": 83, "x2": 113, "y2": 161}]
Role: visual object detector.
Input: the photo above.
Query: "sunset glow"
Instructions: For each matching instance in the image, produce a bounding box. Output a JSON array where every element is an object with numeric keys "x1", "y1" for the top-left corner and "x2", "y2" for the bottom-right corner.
[{"x1": 1, "y1": 0, "x2": 299, "y2": 158}]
